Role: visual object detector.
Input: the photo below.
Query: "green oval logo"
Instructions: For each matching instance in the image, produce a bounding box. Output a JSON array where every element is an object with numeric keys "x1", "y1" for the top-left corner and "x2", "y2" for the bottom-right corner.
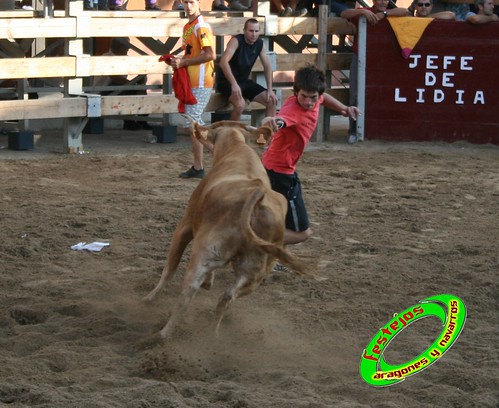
[{"x1": 360, "y1": 294, "x2": 466, "y2": 387}]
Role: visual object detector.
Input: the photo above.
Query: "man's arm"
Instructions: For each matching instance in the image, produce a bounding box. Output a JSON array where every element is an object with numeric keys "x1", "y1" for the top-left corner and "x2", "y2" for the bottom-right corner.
[
  {"x1": 341, "y1": 8, "x2": 379, "y2": 25},
  {"x1": 466, "y1": 12, "x2": 499, "y2": 24},
  {"x1": 170, "y1": 46, "x2": 215, "y2": 70},
  {"x1": 430, "y1": 11, "x2": 456, "y2": 20},
  {"x1": 322, "y1": 93, "x2": 360, "y2": 120},
  {"x1": 259, "y1": 48, "x2": 278, "y2": 106}
]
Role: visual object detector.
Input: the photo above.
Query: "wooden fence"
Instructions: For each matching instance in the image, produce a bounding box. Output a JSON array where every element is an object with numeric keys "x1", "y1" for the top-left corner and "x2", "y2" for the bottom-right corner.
[{"x1": 0, "y1": 2, "x2": 355, "y2": 152}]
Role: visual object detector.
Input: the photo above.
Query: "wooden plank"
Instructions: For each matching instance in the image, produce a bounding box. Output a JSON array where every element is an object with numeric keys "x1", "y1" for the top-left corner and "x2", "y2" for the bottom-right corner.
[
  {"x1": 0, "y1": 18, "x2": 76, "y2": 39},
  {"x1": 0, "y1": 11, "x2": 34, "y2": 18},
  {"x1": 89, "y1": 17, "x2": 186, "y2": 37},
  {"x1": 0, "y1": 16, "x2": 355, "y2": 41},
  {"x1": 89, "y1": 56, "x2": 172, "y2": 76},
  {"x1": 251, "y1": 53, "x2": 352, "y2": 72},
  {"x1": 0, "y1": 97, "x2": 86, "y2": 121},
  {"x1": 253, "y1": 54, "x2": 316, "y2": 71},
  {"x1": 0, "y1": 57, "x2": 74, "y2": 79},
  {"x1": 100, "y1": 94, "x2": 179, "y2": 115}
]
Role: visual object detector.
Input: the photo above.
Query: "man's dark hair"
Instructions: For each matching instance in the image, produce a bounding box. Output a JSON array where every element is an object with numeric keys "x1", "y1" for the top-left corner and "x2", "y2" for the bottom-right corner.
[
  {"x1": 293, "y1": 65, "x2": 326, "y2": 95},
  {"x1": 244, "y1": 18, "x2": 259, "y2": 30}
]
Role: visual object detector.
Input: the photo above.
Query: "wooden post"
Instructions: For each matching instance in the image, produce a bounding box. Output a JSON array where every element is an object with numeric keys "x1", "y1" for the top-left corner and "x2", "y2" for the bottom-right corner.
[
  {"x1": 312, "y1": 4, "x2": 328, "y2": 142},
  {"x1": 357, "y1": 16, "x2": 366, "y2": 142}
]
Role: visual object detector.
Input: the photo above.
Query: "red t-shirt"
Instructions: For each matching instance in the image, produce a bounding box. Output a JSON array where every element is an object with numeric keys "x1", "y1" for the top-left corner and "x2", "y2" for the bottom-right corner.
[{"x1": 262, "y1": 94, "x2": 324, "y2": 175}]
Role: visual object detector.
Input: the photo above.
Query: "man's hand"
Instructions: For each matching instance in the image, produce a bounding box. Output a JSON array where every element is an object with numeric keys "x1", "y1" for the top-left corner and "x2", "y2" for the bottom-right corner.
[
  {"x1": 266, "y1": 90, "x2": 278, "y2": 106},
  {"x1": 170, "y1": 57, "x2": 184, "y2": 70},
  {"x1": 262, "y1": 116, "x2": 284, "y2": 132},
  {"x1": 341, "y1": 106, "x2": 361, "y2": 120},
  {"x1": 231, "y1": 83, "x2": 242, "y2": 99}
]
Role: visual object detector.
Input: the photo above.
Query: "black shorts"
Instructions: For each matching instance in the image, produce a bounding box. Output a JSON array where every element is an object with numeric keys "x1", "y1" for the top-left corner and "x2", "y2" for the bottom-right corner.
[
  {"x1": 266, "y1": 169, "x2": 309, "y2": 232},
  {"x1": 216, "y1": 79, "x2": 266, "y2": 102}
]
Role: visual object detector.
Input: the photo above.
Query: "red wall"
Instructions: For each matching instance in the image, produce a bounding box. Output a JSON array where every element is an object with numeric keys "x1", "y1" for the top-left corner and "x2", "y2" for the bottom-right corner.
[{"x1": 364, "y1": 20, "x2": 499, "y2": 144}]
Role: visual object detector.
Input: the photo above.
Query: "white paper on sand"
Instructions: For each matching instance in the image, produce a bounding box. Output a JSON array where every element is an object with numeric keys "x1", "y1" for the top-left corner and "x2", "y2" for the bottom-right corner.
[{"x1": 71, "y1": 242, "x2": 110, "y2": 252}]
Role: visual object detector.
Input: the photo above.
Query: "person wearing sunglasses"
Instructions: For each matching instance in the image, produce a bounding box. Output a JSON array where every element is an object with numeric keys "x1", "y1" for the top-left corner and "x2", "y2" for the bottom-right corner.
[
  {"x1": 341, "y1": 0, "x2": 410, "y2": 144},
  {"x1": 414, "y1": 0, "x2": 455, "y2": 19},
  {"x1": 466, "y1": 0, "x2": 499, "y2": 24}
]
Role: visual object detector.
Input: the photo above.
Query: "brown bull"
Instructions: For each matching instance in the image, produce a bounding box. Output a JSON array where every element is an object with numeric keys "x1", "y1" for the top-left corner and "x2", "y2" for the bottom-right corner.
[{"x1": 144, "y1": 121, "x2": 310, "y2": 339}]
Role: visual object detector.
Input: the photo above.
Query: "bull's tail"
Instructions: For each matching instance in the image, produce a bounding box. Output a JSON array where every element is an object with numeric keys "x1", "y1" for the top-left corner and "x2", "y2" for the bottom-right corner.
[{"x1": 240, "y1": 184, "x2": 312, "y2": 277}]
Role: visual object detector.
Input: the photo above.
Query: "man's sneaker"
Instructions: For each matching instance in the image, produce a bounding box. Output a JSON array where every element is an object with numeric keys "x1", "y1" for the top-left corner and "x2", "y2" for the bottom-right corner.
[
  {"x1": 212, "y1": 1, "x2": 229, "y2": 10},
  {"x1": 179, "y1": 167, "x2": 205, "y2": 179},
  {"x1": 228, "y1": 0, "x2": 249, "y2": 10},
  {"x1": 292, "y1": 8, "x2": 308, "y2": 16},
  {"x1": 279, "y1": 6, "x2": 293, "y2": 16},
  {"x1": 272, "y1": 263, "x2": 290, "y2": 273},
  {"x1": 145, "y1": 4, "x2": 162, "y2": 10},
  {"x1": 348, "y1": 134, "x2": 358, "y2": 144}
]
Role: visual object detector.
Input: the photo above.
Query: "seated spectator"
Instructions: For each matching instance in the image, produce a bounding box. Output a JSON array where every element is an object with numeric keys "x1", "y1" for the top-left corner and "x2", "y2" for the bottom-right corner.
[
  {"x1": 414, "y1": 0, "x2": 455, "y2": 19},
  {"x1": 216, "y1": 18, "x2": 277, "y2": 121},
  {"x1": 466, "y1": 0, "x2": 499, "y2": 23},
  {"x1": 93, "y1": 38, "x2": 151, "y2": 131}
]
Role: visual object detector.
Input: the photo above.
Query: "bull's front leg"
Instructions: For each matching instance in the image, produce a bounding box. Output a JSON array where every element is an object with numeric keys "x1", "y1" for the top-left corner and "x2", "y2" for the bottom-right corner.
[
  {"x1": 143, "y1": 222, "x2": 193, "y2": 302},
  {"x1": 158, "y1": 254, "x2": 215, "y2": 338}
]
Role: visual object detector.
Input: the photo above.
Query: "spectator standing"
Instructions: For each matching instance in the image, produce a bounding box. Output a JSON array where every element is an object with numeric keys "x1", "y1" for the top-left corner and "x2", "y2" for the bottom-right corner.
[
  {"x1": 261, "y1": 65, "x2": 360, "y2": 245},
  {"x1": 216, "y1": 18, "x2": 278, "y2": 121},
  {"x1": 341, "y1": 0, "x2": 409, "y2": 144},
  {"x1": 173, "y1": 0, "x2": 215, "y2": 179},
  {"x1": 466, "y1": 0, "x2": 499, "y2": 23}
]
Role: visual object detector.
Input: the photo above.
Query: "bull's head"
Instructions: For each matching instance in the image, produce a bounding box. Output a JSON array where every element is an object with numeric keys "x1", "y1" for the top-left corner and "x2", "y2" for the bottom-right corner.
[{"x1": 188, "y1": 119, "x2": 273, "y2": 152}]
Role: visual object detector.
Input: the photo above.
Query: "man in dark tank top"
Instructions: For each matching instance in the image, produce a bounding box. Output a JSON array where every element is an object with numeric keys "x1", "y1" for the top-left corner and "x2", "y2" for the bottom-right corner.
[{"x1": 216, "y1": 18, "x2": 278, "y2": 121}]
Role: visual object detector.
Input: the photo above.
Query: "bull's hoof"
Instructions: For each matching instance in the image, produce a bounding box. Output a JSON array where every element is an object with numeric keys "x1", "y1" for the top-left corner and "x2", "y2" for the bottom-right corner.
[{"x1": 142, "y1": 290, "x2": 158, "y2": 302}]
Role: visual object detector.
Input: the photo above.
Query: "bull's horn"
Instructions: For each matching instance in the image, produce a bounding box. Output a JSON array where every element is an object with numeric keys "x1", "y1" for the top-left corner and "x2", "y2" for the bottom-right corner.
[{"x1": 245, "y1": 125, "x2": 257, "y2": 131}]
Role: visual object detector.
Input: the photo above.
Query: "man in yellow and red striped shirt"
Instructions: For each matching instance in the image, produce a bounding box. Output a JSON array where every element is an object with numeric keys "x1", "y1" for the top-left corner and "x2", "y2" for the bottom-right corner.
[{"x1": 170, "y1": 0, "x2": 215, "y2": 179}]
